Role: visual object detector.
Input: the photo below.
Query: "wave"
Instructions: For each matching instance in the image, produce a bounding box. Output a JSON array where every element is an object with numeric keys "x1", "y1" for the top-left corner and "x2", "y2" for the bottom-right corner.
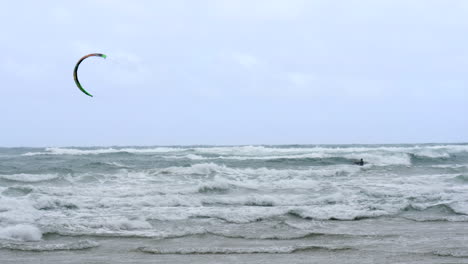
[
  {"x1": 20, "y1": 145, "x2": 468, "y2": 164},
  {"x1": 100, "y1": 219, "x2": 152, "y2": 231},
  {"x1": 39, "y1": 217, "x2": 157, "y2": 238},
  {"x1": 409, "y1": 153, "x2": 453, "y2": 164},
  {"x1": 48, "y1": 226, "x2": 207, "y2": 240},
  {"x1": 147, "y1": 201, "x2": 468, "y2": 223},
  {"x1": 167, "y1": 153, "x2": 412, "y2": 166},
  {"x1": 44, "y1": 225, "x2": 353, "y2": 241},
  {"x1": 157, "y1": 206, "x2": 382, "y2": 223},
  {"x1": 155, "y1": 163, "x2": 223, "y2": 176},
  {"x1": 0, "y1": 240, "x2": 99, "y2": 251},
  {"x1": 85, "y1": 161, "x2": 129, "y2": 169},
  {"x1": 23, "y1": 147, "x2": 184, "y2": 156},
  {"x1": 287, "y1": 208, "x2": 389, "y2": 221},
  {"x1": 191, "y1": 144, "x2": 468, "y2": 157},
  {"x1": 1, "y1": 186, "x2": 33, "y2": 197},
  {"x1": 168, "y1": 153, "x2": 331, "y2": 161},
  {"x1": 197, "y1": 182, "x2": 232, "y2": 194},
  {"x1": 137, "y1": 244, "x2": 352, "y2": 254},
  {"x1": 0, "y1": 173, "x2": 59, "y2": 183},
  {"x1": 453, "y1": 174, "x2": 468, "y2": 183},
  {"x1": 432, "y1": 248, "x2": 468, "y2": 258},
  {"x1": 400, "y1": 204, "x2": 468, "y2": 222},
  {"x1": 432, "y1": 164, "x2": 468, "y2": 169},
  {"x1": 34, "y1": 197, "x2": 79, "y2": 211},
  {"x1": 205, "y1": 230, "x2": 356, "y2": 240},
  {"x1": 403, "y1": 204, "x2": 465, "y2": 215},
  {"x1": 201, "y1": 195, "x2": 277, "y2": 207},
  {"x1": 153, "y1": 163, "x2": 360, "y2": 180}
]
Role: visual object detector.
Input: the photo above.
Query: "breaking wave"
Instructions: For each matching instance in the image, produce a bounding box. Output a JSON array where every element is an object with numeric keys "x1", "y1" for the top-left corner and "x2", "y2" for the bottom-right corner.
[{"x1": 0, "y1": 173, "x2": 59, "y2": 183}]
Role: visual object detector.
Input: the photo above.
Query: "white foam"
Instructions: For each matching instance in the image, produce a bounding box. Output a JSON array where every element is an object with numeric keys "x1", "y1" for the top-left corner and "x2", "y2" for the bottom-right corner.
[
  {"x1": 0, "y1": 224, "x2": 42, "y2": 241},
  {"x1": 415, "y1": 149, "x2": 450, "y2": 158},
  {"x1": 432, "y1": 164, "x2": 468, "y2": 169},
  {"x1": 0, "y1": 196, "x2": 42, "y2": 224},
  {"x1": 57, "y1": 217, "x2": 153, "y2": 232}
]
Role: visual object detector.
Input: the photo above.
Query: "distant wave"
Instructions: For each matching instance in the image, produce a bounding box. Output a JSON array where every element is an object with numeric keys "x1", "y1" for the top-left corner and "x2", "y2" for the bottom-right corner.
[
  {"x1": 20, "y1": 144, "x2": 468, "y2": 159},
  {"x1": 23, "y1": 147, "x2": 184, "y2": 156},
  {"x1": 167, "y1": 153, "x2": 412, "y2": 166},
  {"x1": 137, "y1": 244, "x2": 353, "y2": 254},
  {"x1": 190, "y1": 144, "x2": 468, "y2": 157},
  {"x1": 84, "y1": 161, "x2": 130, "y2": 169},
  {"x1": 153, "y1": 162, "x2": 360, "y2": 179}
]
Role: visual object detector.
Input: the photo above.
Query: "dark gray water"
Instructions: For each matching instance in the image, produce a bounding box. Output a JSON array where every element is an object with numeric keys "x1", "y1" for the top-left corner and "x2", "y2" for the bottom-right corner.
[{"x1": 0, "y1": 144, "x2": 467, "y2": 263}]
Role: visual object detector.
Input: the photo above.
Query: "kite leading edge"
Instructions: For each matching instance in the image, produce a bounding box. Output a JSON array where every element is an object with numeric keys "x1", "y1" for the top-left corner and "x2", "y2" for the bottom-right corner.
[{"x1": 73, "y1": 53, "x2": 107, "y2": 97}]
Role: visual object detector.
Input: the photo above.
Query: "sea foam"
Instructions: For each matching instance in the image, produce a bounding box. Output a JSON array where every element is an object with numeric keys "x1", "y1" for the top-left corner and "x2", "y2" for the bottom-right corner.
[{"x1": 0, "y1": 224, "x2": 42, "y2": 241}]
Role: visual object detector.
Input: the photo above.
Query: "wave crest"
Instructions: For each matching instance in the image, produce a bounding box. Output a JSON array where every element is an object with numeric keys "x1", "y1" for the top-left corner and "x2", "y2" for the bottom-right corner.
[
  {"x1": 0, "y1": 173, "x2": 59, "y2": 183},
  {"x1": 137, "y1": 244, "x2": 352, "y2": 254}
]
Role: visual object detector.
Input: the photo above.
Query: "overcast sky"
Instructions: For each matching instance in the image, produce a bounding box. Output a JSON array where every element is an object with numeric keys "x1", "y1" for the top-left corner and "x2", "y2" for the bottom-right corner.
[{"x1": 1, "y1": 0, "x2": 467, "y2": 146}]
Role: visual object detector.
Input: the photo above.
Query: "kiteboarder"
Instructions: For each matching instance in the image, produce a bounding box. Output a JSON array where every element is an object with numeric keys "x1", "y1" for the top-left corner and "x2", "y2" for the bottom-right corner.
[{"x1": 354, "y1": 159, "x2": 364, "y2": 166}]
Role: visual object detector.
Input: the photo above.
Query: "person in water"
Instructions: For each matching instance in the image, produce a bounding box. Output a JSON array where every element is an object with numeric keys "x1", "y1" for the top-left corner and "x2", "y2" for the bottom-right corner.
[{"x1": 355, "y1": 158, "x2": 364, "y2": 166}]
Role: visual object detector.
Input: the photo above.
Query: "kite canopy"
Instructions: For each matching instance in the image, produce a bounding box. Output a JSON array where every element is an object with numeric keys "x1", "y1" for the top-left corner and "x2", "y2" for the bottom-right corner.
[{"x1": 73, "y1": 53, "x2": 107, "y2": 97}]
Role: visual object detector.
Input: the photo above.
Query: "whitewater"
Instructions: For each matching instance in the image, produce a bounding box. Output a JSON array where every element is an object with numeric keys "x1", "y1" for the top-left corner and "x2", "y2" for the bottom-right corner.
[{"x1": 0, "y1": 144, "x2": 467, "y2": 263}]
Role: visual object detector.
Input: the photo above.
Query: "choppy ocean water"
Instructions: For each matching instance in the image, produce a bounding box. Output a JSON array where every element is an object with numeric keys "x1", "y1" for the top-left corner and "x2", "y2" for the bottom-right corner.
[{"x1": 0, "y1": 144, "x2": 467, "y2": 263}]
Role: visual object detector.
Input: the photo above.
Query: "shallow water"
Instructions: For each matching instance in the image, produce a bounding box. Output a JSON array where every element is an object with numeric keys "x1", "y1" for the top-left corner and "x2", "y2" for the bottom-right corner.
[{"x1": 0, "y1": 144, "x2": 467, "y2": 263}]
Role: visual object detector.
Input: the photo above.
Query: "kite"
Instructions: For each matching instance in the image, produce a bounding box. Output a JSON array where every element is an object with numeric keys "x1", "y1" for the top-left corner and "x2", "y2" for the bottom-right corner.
[{"x1": 73, "y1": 53, "x2": 107, "y2": 97}]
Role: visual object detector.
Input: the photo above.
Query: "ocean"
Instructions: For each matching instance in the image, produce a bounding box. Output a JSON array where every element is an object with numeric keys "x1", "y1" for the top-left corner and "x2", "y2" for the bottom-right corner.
[{"x1": 0, "y1": 144, "x2": 467, "y2": 263}]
